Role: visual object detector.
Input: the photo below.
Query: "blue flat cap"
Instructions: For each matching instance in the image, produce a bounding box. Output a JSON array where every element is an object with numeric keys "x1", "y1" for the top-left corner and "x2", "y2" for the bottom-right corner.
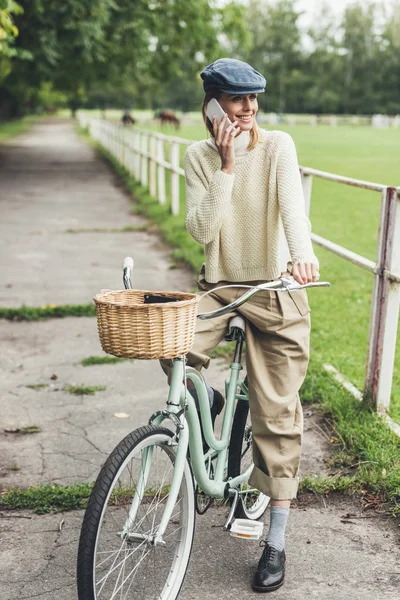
[{"x1": 200, "y1": 58, "x2": 266, "y2": 94}]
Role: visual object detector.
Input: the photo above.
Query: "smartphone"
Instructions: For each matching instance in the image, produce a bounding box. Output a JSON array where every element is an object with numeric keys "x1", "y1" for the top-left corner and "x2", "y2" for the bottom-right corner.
[
  {"x1": 143, "y1": 294, "x2": 180, "y2": 304},
  {"x1": 206, "y1": 98, "x2": 232, "y2": 132}
]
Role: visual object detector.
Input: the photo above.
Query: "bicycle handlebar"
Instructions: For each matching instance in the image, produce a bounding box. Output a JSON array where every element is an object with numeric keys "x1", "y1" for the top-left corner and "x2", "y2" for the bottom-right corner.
[
  {"x1": 197, "y1": 278, "x2": 330, "y2": 320},
  {"x1": 121, "y1": 257, "x2": 330, "y2": 321},
  {"x1": 123, "y1": 257, "x2": 134, "y2": 290}
]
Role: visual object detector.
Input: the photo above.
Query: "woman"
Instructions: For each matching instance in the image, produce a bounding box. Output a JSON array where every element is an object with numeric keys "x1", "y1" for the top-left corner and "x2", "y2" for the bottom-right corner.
[{"x1": 163, "y1": 57, "x2": 319, "y2": 592}]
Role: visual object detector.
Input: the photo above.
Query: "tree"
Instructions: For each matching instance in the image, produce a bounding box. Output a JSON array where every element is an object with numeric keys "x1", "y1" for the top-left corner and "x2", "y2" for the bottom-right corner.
[
  {"x1": 375, "y1": 0, "x2": 400, "y2": 113},
  {"x1": 244, "y1": 0, "x2": 304, "y2": 113},
  {"x1": 0, "y1": 1, "x2": 30, "y2": 82},
  {"x1": 339, "y1": 2, "x2": 378, "y2": 114},
  {"x1": 303, "y1": 1, "x2": 342, "y2": 114},
  {"x1": 1, "y1": 0, "x2": 223, "y2": 117}
]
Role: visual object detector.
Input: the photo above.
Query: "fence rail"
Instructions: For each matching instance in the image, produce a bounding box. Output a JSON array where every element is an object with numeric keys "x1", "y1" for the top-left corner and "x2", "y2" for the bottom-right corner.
[{"x1": 79, "y1": 115, "x2": 400, "y2": 416}]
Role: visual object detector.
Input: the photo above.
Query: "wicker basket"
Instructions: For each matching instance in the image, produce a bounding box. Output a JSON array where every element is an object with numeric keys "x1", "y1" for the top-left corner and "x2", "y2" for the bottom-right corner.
[{"x1": 93, "y1": 289, "x2": 199, "y2": 359}]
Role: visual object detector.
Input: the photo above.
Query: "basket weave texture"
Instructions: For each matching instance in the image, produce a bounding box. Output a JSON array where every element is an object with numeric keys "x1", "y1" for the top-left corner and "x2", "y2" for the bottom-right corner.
[{"x1": 94, "y1": 289, "x2": 199, "y2": 359}]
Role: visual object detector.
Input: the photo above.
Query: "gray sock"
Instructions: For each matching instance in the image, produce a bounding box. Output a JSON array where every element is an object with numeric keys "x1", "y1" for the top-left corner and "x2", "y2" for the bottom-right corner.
[
  {"x1": 266, "y1": 506, "x2": 289, "y2": 552},
  {"x1": 189, "y1": 383, "x2": 214, "y2": 408}
]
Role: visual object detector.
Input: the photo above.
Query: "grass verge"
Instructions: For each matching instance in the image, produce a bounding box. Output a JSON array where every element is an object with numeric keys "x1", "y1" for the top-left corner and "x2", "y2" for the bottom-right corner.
[
  {"x1": 26, "y1": 383, "x2": 49, "y2": 390},
  {"x1": 299, "y1": 358, "x2": 400, "y2": 516},
  {"x1": 0, "y1": 482, "x2": 172, "y2": 514},
  {"x1": 81, "y1": 355, "x2": 133, "y2": 366},
  {"x1": 63, "y1": 384, "x2": 106, "y2": 395},
  {"x1": 0, "y1": 483, "x2": 92, "y2": 514},
  {"x1": 0, "y1": 303, "x2": 95, "y2": 321},
  {"x1": 0, "y1": 117, "x2": 37, "y2": 142},
  {"x1": 66, "y1": 225, "x2": 148, "y2": 233}
]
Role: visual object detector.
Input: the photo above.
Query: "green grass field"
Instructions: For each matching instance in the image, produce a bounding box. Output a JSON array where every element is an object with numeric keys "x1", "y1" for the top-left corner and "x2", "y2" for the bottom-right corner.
[{"x1": 80, "y1": 112, "x2": 400, "y2": 422}]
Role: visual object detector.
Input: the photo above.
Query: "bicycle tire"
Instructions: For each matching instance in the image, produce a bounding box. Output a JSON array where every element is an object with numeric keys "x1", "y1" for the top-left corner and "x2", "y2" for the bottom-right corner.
[
  {"x1": 228, "y1": 399, "x2": 269, "y2": 520},
  {"x1": 77, "y1": 425, "x2": 195, "y2": 600}
]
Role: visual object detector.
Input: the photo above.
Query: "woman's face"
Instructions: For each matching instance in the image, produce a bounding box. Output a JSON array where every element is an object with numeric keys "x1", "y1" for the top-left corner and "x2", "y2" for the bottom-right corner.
[{"x1": 218, "y1": 92, "x2": 259, "y2": 134}]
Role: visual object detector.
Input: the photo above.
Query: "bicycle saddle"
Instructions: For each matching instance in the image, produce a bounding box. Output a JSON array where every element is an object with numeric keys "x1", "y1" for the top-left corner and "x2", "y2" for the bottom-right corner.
[{"x1": 225, "y1": 315, "x2": 246, "y2": 342}]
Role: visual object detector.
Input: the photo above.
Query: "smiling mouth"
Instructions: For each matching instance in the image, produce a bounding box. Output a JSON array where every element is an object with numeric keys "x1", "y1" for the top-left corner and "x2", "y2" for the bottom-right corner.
[{"x1": 236, "y1": 114, "x2": 253, "y2": 121}]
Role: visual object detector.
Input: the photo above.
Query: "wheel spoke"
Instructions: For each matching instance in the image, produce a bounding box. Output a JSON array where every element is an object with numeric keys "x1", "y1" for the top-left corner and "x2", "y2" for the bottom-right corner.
[{"x1": 97, "y1": 538, "x2": 147, "y2": 592}]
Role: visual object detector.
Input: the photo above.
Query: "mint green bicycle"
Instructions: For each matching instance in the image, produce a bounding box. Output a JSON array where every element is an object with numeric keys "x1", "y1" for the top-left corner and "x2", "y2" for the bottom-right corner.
[{"x1": 77, "y1": 258, "x2": 328, "y2": 600}]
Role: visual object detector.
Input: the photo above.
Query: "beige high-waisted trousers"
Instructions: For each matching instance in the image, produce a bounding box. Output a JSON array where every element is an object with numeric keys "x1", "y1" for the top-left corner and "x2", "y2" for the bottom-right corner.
[{"x1": 161, "y1": 269, "x2": 311, "y2": 500}]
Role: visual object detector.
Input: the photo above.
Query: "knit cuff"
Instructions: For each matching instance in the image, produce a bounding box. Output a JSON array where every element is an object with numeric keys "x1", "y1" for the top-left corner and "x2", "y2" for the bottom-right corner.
[
  {"x1": 290, "y1": 254, "x2": 319, "y2": 269},
  {"x1": 212, "y1": 169, "x2": 235, "y2": 187}
]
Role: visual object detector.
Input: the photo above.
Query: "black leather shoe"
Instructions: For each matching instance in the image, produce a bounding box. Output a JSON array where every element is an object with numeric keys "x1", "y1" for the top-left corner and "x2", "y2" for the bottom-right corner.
[{"x1": 252, "y1": 542, "x2": 285, "y2": 593}]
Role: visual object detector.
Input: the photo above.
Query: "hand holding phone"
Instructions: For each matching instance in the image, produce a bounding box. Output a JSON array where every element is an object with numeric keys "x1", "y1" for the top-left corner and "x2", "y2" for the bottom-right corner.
[
  {"x1": 206, "y1": 98, "x2": 232, "y2": 133},
  {"x1": 206, "y1": 98, "x2": 238, "y2": 174}
]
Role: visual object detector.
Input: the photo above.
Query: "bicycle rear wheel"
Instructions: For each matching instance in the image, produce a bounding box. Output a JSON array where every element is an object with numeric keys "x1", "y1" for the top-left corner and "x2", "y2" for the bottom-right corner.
[
  {"x1": 228, "y1": 399, "x2": 269, "y2": 520},
  {"x1": 77, "y1": 425, "x2": 195, "y2": 600}
]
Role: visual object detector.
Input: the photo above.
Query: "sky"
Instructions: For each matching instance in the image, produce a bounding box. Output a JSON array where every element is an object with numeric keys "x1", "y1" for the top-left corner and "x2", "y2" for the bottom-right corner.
[
  {"x1": 218, "y1": 1, "x2": 397, "y2": 28},
  {"x1": 292, "y1": 0, "x2": 394, "y2": 25}
]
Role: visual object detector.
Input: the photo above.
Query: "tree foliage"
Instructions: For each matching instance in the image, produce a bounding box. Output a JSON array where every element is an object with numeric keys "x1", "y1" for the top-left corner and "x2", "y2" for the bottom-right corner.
[
  {"x1": 1, "y1": 0, "x2": 400, "y2": 118},
  {"x1": 1, "y1": 0, "x2": 222, "y2": 116},
  {"x1": 0, "y1": 0, "x2": 31, "y2": 82}
]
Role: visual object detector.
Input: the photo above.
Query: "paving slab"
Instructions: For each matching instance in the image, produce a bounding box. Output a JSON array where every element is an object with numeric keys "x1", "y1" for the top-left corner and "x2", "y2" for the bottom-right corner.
[{"x1": 0, "y1": 119, "x2": 399, "y2": 600}]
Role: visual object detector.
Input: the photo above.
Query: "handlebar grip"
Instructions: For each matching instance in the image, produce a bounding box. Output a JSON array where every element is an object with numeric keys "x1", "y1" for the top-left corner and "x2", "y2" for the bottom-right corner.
[{"x1": 123, "y1": 256, "x2": 134, "y2": 270}]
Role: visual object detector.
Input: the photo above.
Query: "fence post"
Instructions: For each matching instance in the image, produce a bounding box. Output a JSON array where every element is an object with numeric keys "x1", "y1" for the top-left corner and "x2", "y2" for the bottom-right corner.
[
  {"x1": 365, "y1": 187, "x2": 400, "y2": 412},
  {"x1": 170, "y1": 141, "x2": 180, "y2": 215},
  {"x1": 120, "y1": 127, "x2": 126, "y2": 167},
  {"x1": 126, "y1": 130, "x2": 134, "y2": 175},
  {"x1": 134, "y1": 131, "x2": 141, "y2": 180},
  {"x1": 157, "y1": 139, "x2": 166, "y2": 205},
  {"x1": 113, "y1": 123, "x2": 117, "y2": 157},
  {"x1": 149, "y1": 135, "x2": 157, "y2": 197},
  {"x1": 300, "y1": 170, "x2": 313, "y2": 218},
  {"x1": 141, "y1": 132, "x2": 148, "y2": 188}
]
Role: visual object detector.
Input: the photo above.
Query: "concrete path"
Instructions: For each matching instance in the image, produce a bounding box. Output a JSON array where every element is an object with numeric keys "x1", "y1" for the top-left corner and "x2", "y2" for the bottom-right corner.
[{"x1": 0, "y1": 119, "x2": 399, "y2": 600}]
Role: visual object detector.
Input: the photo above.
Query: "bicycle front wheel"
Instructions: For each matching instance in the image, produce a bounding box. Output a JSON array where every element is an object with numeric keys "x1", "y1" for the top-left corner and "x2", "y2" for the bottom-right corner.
[
  {"x1": 228, "y1": 399, "x2": 269, "y2": 520},
  {"x1": 77, "y1": 425, "x2": 195, "y2": 600}
]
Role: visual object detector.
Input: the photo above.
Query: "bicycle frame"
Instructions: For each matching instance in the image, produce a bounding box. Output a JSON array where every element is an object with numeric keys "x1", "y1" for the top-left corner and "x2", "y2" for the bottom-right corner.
[
  {"x1": 122, "y1": 348, "x2": 249, "y2": 543},
  {"x1": 119, "y1": 260, "x2": 329, "y2": 543},
  {"x1": 155, "y1": 357, "x2": 251, "y2": 538}
]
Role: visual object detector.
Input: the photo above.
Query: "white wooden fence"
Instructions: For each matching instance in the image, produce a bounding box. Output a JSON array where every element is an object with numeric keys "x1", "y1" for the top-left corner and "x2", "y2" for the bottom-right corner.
[
  {"x1": 79, "y1": 116, "x2": 400, "y2": 418},
  {"x1": 257, "y1": 113, "x2": 400, "y2": 128}
]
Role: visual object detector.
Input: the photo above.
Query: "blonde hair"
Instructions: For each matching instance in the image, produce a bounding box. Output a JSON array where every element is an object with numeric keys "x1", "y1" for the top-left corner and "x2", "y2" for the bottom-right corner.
[{"x1": 201, "y1": 89, "x2": 260, "y2": 151}]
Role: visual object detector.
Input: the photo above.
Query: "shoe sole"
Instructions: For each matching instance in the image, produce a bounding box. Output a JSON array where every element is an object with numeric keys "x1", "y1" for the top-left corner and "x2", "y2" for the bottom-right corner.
[{"x1": 252, "y1": 578, "x2": 285, "y2": 593}]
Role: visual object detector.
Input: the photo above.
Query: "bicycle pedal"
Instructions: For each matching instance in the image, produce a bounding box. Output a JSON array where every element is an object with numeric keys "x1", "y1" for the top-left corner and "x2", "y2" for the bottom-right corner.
[{"x1": 229, "y1": 519, "x2": 263, "y2": 541}]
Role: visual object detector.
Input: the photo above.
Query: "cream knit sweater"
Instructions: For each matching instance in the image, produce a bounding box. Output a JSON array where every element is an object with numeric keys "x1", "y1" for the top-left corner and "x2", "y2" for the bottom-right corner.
[{"x1": 184, "y1": 128, "x2": 319, "y2": 283}]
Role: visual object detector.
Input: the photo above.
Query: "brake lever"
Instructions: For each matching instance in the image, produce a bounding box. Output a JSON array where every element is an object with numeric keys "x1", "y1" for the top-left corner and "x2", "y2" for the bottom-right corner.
[{"x1": 279, "y1": 277, "x2": 330, "y2": 291}]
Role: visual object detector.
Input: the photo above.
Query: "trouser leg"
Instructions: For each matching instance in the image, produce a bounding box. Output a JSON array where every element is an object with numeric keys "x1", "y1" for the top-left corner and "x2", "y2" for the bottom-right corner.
[{"x1": 238, "y1": 289, "x2": 310, "y2": 500}]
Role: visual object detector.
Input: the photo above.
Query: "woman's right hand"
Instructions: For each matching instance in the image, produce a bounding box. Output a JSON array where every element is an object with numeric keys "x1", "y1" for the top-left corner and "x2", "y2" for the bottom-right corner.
[{"x1": 213, "y1": 115, "x2": 239, "y2": 175}]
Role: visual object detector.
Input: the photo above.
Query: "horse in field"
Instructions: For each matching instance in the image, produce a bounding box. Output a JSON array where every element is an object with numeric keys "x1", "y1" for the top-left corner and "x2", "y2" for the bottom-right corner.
[
  {"x1": 154, "y1": 110, "x2": 180, "y2": 129},
  {"x1": 121, "y1": 111, "x2": 135, "y2": 125}
]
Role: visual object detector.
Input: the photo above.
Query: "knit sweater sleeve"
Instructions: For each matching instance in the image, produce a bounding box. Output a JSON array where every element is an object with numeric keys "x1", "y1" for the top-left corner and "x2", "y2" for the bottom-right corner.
[
  {"x1": 276, "y1": 133, "x2": 319, "y2": 267},
  {"x1": 184, "y1": 146, "x2": 235, "y2": 245}
]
